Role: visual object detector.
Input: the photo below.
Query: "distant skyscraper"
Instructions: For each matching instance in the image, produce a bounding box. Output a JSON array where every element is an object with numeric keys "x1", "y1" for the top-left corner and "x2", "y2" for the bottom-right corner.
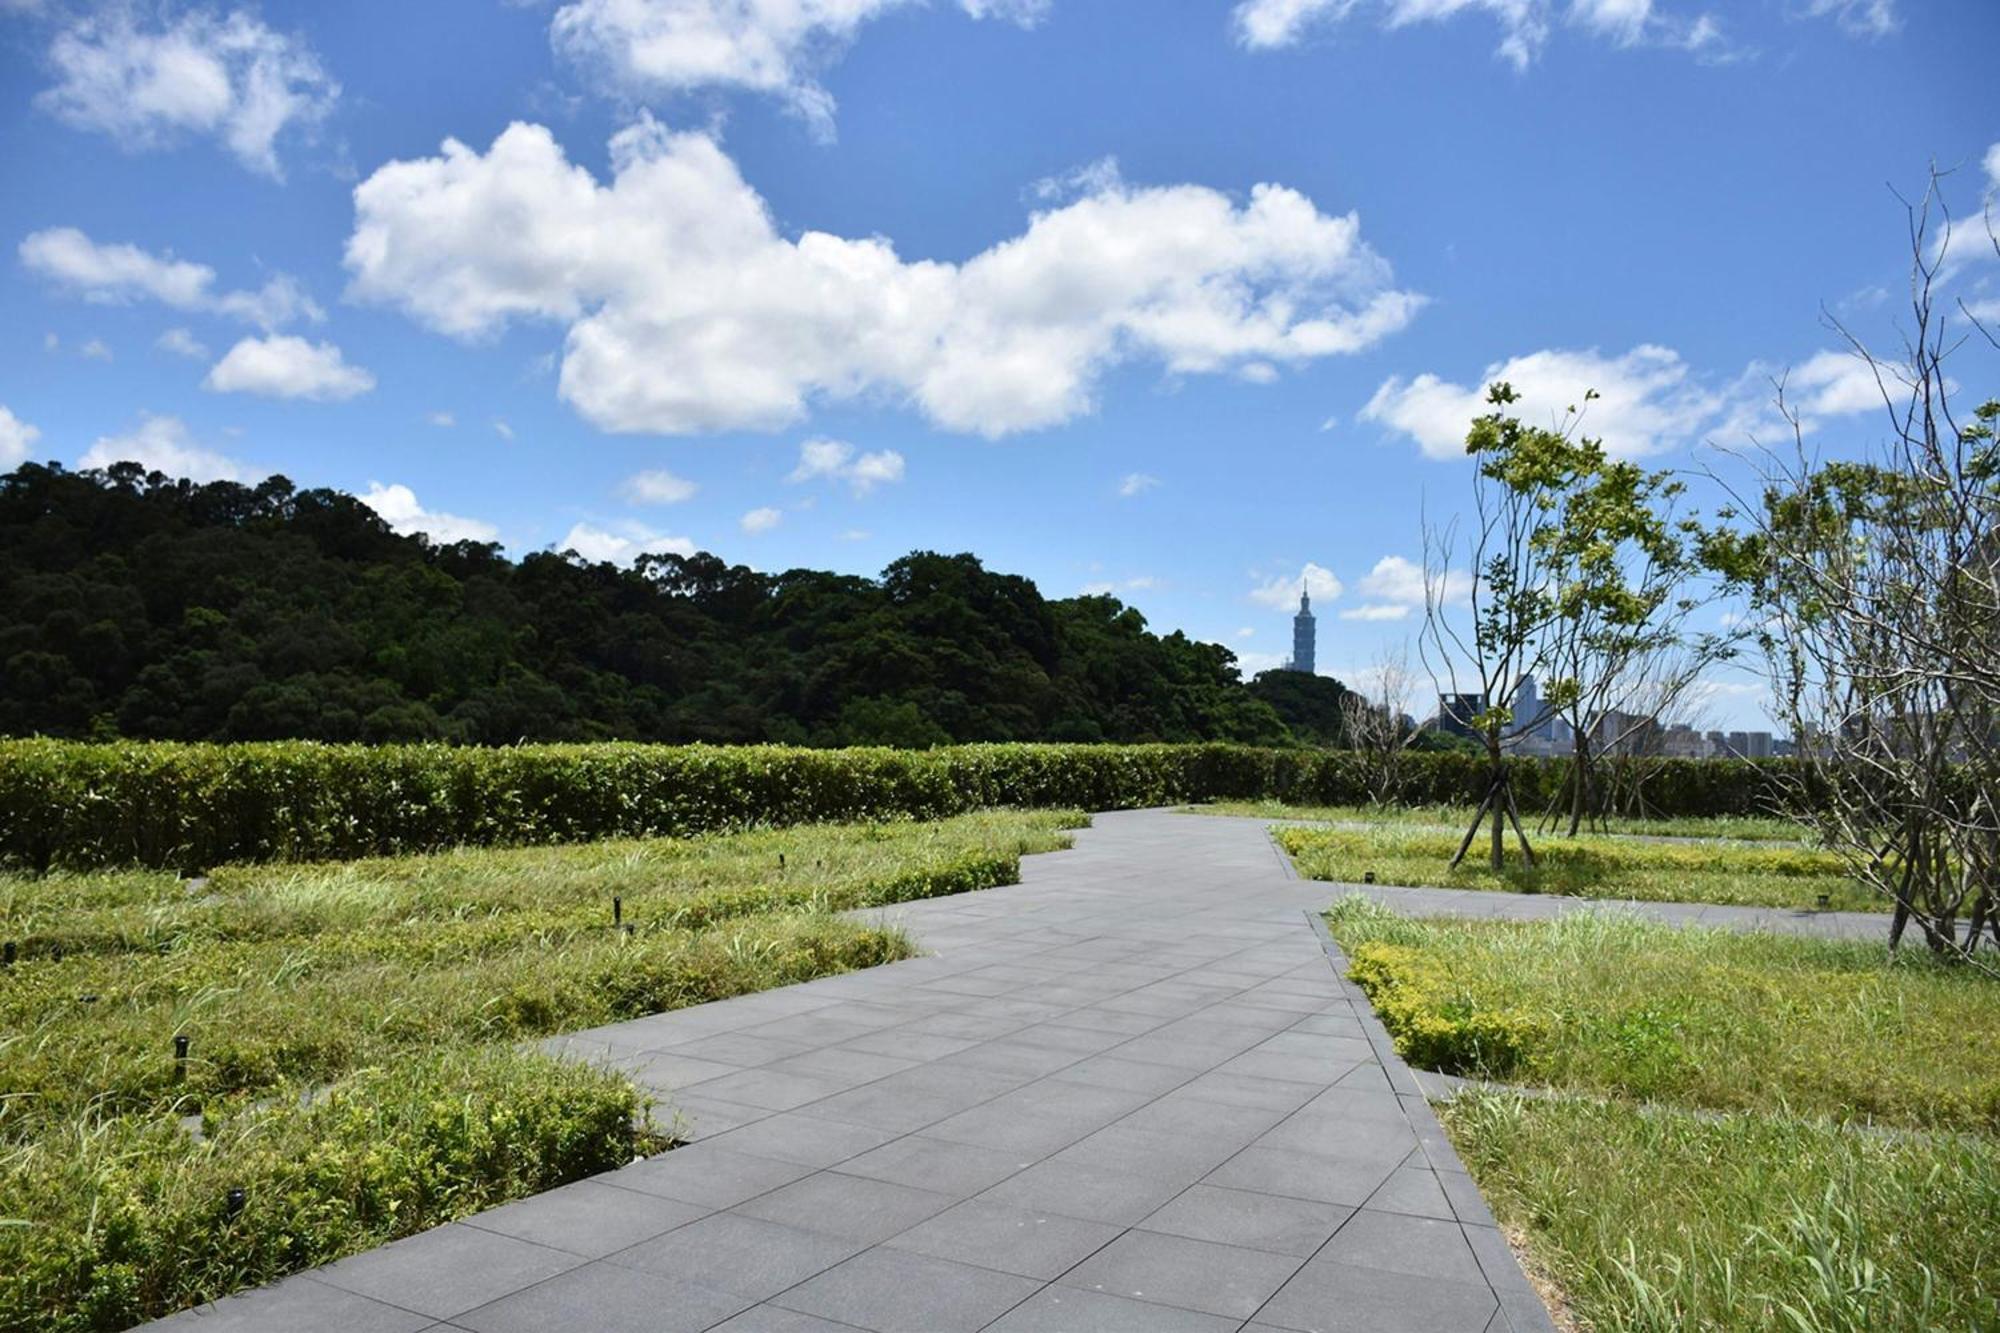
[{"x1": 1291, "y1": 589, "x2": 1316, "y2": 674}]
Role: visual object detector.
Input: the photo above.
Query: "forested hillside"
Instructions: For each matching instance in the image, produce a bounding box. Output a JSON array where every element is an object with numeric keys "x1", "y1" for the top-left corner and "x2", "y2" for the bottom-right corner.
[{"x1": 0, "y1": 463, "x2": 1355, "y2": 746}]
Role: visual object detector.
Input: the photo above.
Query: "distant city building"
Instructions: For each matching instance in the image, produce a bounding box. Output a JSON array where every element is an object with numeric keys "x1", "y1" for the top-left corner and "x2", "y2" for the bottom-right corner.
[
  {"x1": 1438, "y1": 692, "x2": 1486, "y2": 740},
  {"x1": 1661, "y1": 723, "x2": 1708, "y2": 759},
  {"x1": 1289, "y1": 590, "x2": 1316, "y2": 675},
  {"x1": 1721, "y1": 730, "x2": 1774, "y2": 760}
]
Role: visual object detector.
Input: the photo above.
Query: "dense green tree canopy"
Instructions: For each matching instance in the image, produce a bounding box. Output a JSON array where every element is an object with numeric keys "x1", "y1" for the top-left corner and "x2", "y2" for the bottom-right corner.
[{"x1": 0, "y1": 463, "x2": 1324, "y2": 747}]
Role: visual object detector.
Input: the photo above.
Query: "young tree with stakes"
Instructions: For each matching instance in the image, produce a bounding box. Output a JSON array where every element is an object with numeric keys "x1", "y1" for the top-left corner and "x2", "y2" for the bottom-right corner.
[{"x1": 1421, "y1": 384, "x2": 1589, "y2": 870}]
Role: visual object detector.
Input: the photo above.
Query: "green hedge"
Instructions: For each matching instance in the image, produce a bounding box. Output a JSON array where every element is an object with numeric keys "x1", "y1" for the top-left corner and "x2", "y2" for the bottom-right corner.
[{"x1": 0, "y1": 740, "x2": 1803, "y2": 871}]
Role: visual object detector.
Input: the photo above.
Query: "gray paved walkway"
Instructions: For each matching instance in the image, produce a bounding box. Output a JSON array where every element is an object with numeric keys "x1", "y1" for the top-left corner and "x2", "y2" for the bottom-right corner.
[{"x1": 148, "y1": 809, "x2": 1559, "y2": 1333}]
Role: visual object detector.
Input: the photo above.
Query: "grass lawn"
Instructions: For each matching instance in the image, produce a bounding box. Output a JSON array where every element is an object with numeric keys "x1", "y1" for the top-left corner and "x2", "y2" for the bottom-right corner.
[
  {"x1": 1278, "y1": 822, "x2": 1877, "y2": 913},
  {"x1": 1324, "y1": 900, "x2": 1996, "y2": 1128},
  {"x1": 0, "y1": 810, "x2": 1082, "y2": 1332},
  {"x1": 1186, "y1": 799, "x2": 1807, "y2": 843},
  {"x1": 1324, "y1": 899, "x2": 2000, "y2": 1331},
  {"x1": 1445, "y1": 1092, "x2": 2000, "y2": 1333}
]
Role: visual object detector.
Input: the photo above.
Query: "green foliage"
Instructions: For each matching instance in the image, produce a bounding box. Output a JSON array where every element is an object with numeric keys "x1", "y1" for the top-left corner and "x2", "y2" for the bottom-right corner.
[
  {"x1": 0, "y1": 464, "x2": 1287, "y2": 749},
  {"x1": 0, "y1": 812, "x2": 1079, "y2": 1328},
  {"x1": 1245, "y1": 670, "x2": 1356, "y2": 747},
  {"x1": 0, "y1": 739, "x2": 1808, "y2": 871},
  {"x1": 0, "y1": 1048, "x2": 647, "y2": 1333},
  {"x1": 1445, "y1": 1093, "x2": 2000, "y2": 1333},
  {"x1": 0, "y1": 813, "x2": 1074, "y2": 1135},
  {"x1": 1324, "y1": 900, "x2": 2000, "y2": 1130},
  {"x1": 1284, "y1": 823, "x2": 1871, "y2": 911},
  {"x1": 1345, "y1": 940, "x2": 1544, "y2": 1075},
  {"x1": 1188, "y1": 799, "x2": 1805, "y2": 841}
]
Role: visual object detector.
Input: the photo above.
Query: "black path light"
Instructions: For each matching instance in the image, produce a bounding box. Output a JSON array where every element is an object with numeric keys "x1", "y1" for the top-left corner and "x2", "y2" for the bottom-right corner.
[
  {"x1": 613, "y1": 895, "x2": 623, "y2": 928},
  {"x1": 175, "y1": 1034, "x2": 190, "y2": 1081},
  {"x1": 2, "y1": 941, "x2": 13, "y2": 968},
  {"x1": 1363, "y1": 871, "x2": 1376, "y2": 884},
  {"x1": 226, "y1": 1187, "x2": 246, "y2": 1217}
]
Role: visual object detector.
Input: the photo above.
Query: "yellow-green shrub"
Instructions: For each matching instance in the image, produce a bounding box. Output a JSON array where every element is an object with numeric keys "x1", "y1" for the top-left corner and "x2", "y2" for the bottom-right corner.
[{"x1": 1345, "y1": 940, "x2": 1545, "y2": 1076}]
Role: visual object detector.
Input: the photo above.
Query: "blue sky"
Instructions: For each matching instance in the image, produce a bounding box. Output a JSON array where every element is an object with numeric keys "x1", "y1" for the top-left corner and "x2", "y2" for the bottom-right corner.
[{"x1": 2, "y1": 0, "x2": 1997, "y2": 727}]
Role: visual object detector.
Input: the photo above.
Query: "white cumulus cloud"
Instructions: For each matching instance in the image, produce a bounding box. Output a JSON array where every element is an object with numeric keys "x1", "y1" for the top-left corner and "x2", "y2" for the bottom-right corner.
[
  {"x1": 559, "y1": 520, "x2": 695, "y2": 563},
  {"x1": 1250, "y1": 561, "x2": 1341, "y2": 610},
  {"x1": 20, "y1": 227, "x2": 321, "y2": 329},
  {"x1": 78, "y1": 413, "x2": 247, "y2": 482},
  {"x1": 344, "y1": 119, "x2": 1421, "y2": 439},
  {"x1": 740, "y1": 505, "x2": 783, "y2": 534},
  {"x1": 550, "y1": 0, "x2": 1042, "y2": 138},
  {"x1": 0, "y1": 406, "x2": 41, "y2": 467},
  {"x1": 621, "y1": 467, "x2": 699, "y2": 503},
  {"x1": 786, "y1": 437, "x2": 905, "y2": 494},
  {"x1": 1784, "y1": 349, "x2": 1885, "y2": 419},
  {"x1": 36, "y1": 7, "x2": 338, "y2": 178},
  {"x1": 205, "y1": 335, "x2": 375, "y2": 401},
  {"x1": 359, "y1": 482, "x2": 499, "y2": 544},
  {"x1": 1363, "y1": 345, "x2": 1734, "y2": 459}
]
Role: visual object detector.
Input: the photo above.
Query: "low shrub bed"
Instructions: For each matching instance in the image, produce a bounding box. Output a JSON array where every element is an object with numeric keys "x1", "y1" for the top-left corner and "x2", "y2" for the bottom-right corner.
[
  {"x1": 1190, "y1": 799, "x2": 1806, "y2": 842},
  {"x1": 0, "y1": 811, "x2": 1078, "y2": 1329},
  {"x1": 1, "y1": 1048, "x2": 650, "y2": 1333},
  {"x1": 1283, "y1": 823, "x2": 1874, "y2": 912},
  {"x1": 1445, "y1": 1092, "x2": 2000, "y2": 1333},
  {"x1": 0, "y1": 739, "x2": 1803, "y2": 871}
]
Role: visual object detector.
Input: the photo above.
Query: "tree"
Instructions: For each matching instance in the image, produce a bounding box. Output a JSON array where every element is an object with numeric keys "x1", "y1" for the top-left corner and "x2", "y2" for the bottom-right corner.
[
  {"x1": 1710, "y1": 177, "x2": 1999, "y2": 960},
  {"x1": 1420, "y1": 384, "x2": 1585, "y2": 869},
  {"x1": 1536, "y1": 446, "x2": 1731, "y2": 834},
  {"x1": 1248, "y1": 669, "x2": 1356, "y2": 748},
  {"x1": 1339, "y1": 643, "x2": 1419, "y2": 805}
]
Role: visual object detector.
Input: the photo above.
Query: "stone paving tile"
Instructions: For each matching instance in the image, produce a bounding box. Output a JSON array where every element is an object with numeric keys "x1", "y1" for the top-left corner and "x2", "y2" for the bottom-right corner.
[
  {"x1": 145, "y1": 1275, "x2": 433, "y2": 1332},
  {"x1": 451, "y1": 1262, "x2": 749, "y2": 1333},
  {"x1": 706, "y1": 1307, "x2": 863, "y2": 1332},
  {"x1": 1255, "y1": 1258, "x2": 1499, "y2": 1332},
  {"x1": 602, "y1": 1146, "x2": 818, "y2": 1209},
  {"x1": 135, "y1": 809, "x2": 1565, "y2": 1332},
  {"x1": 1318, "y1": 1208, "x2": 1488, "y2": 1286},
  {"x1": 310, "y1": 1225, "x2": 583, "y2": 1321},
  {"x1": 979, "y1": 1157, "x2": 1190, "y2": 1226},
  {"x1": 609, "y1": 1212, "x2": 864, "y2": 1301},
  {"x1": 838, "y1": 1131, "x2": 1033, "y2": 1194},
  {"x1": 1137, "y1": 1183, "x2": 1353, "y2": 1257},
  {"x1": 460, "y1": 1179, "x2": 707, "y2": 1257},
  {"x1": 1060, "y1": 1228, "x2": 1307, "y2": 1320},
  {"x1": 884, "y1": 1197, "x2": 1122, "y2": 1278},
  {"x1": 732, "y1": 1171, "x2": 959, "y2": 1244},
  {"x1": 697, "y1": 1110, "x2": 900, "y2": 1168},
  {"x1": 1204, "y1": 1143, "x2": 1405, "y2": 1207},
  {"x1": 987, "y1": 1286, "x2": 1242, "y2": 1332},
  {"x1": 769, "y1": 1246, "x2": 1042, "y2": 1332}
]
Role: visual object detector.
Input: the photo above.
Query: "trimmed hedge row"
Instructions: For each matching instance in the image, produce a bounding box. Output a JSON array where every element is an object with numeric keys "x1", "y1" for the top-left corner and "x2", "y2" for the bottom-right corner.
[{"x1": 0, "y1": 739, "x2": 1803, "y2": 871}]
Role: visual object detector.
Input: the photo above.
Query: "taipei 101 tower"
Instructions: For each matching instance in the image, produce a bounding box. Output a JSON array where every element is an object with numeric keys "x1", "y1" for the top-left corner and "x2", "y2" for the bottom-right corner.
[{"x1": 1291, "y1": 588, "x2": 1316, "y2": 674}]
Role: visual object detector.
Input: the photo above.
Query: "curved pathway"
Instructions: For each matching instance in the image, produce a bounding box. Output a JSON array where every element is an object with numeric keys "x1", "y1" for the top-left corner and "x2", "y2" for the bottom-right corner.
[{"x1": 151, "y1": 810, "x2": 1562, "y2": 1333}]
